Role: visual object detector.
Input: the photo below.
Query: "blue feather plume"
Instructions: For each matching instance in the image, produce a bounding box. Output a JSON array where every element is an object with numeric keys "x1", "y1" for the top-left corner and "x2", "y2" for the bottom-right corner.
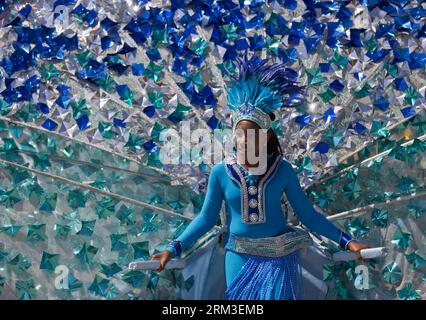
[
  {"x1": 226, "y1": 78, "x2": 283, "y2": 114},
  {"x1": 224, "y1": 53, "x2": 307, "y2": 109}
]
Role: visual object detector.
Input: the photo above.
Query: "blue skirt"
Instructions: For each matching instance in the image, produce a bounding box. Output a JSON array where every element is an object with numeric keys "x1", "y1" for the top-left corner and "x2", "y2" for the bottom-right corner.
[{"x1": 224, "y1": 250, "x2": 304, "y2": 300}]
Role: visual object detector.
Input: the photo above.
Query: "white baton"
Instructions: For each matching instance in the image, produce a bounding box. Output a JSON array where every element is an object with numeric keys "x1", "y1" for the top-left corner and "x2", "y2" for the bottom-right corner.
[
  {"x1": 128, "y1": 259, "x2": 186, "y2": 270},
  {"x1": 332, "y1": 247, "x2": 388, "y2": 262}
]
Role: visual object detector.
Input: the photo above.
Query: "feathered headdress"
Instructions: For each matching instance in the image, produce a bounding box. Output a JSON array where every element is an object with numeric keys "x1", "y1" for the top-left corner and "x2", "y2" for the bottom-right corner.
[{"x1": 224, "y1": 54, "x2": 306, "y2": 131}]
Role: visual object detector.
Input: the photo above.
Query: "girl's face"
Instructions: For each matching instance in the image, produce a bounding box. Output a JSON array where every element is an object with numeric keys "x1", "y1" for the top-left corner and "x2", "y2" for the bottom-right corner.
[{"x1": 234, "y1": 120, "x2": 272, "y2": 167}]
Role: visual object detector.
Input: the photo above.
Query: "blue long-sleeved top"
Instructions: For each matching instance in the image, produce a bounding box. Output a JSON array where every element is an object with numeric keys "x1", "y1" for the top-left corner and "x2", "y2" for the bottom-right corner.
[{"x1": 168, "y1": 154, "x2": 351, "y2": 256}]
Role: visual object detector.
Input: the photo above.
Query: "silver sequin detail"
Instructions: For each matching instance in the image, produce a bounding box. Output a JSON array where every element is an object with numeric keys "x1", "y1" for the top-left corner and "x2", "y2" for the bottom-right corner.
[
  {"x1": 248, "y1": 185, "x2": 257, "y2": 195},
  {"x1": 229, "y1": 226, "x2": 313, "y2": 257},
  {"x1": 249, "y1": 213, "x2": 259, "y2": 222},
  {"x1": 224, "y1": 153, "x2": 282, "y2": 225},
  {"x1": 249, "y1": 199, "x2": 258, "y2": 208},
  {"x1": 231, "y1": 108, "x2": 272, "y2": 131}
]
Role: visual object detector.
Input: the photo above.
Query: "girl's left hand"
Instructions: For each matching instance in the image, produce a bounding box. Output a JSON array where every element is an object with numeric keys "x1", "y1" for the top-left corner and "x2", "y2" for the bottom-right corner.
[{"x1": 347, "y1": 241, "x2": 370, "y2": 260}]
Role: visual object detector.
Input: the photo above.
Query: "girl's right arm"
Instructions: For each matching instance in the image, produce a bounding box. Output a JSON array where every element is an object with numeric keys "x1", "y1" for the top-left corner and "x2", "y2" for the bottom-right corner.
[{"x1": 151, "y1": 163, "x2": 224, "y2": 270}]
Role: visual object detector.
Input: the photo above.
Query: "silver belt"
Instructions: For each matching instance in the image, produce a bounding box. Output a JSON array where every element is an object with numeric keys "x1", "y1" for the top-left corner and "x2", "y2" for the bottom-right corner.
[{"x1": 224, "y1": 226, "x2": 313, "y2": 257}]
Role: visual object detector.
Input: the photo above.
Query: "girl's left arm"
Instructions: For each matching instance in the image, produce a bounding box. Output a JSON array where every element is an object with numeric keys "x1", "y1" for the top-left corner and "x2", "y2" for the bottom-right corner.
[{"x1": 281, "y1": 159, "x2": 364, "y2": 252}]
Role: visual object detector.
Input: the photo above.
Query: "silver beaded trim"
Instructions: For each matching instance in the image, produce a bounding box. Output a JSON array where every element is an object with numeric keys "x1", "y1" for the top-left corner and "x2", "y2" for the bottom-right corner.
[
  {"x1": 224, "y1": 153, "x2": 283, "y2": 225},
  {"x1": 232, "y1": 162, "x2": 254, "y2": 224},
  {"x1": 257, "y1": 154, "x2": 282, "y2": 223},
  {"x1": 248, "y1": 185, "x2": 257, "y2": 195},
  {"x1": 249, "y1": 214, "x2": 258, "y2": 222},
  {"x1": 230, "y1": 226, "x2": 313, "y2": 257},
  {"x1": 249, "y1": 199, "x2": 258, "y2": 208},
  {"x1": 232, "y1": 108, "x2": 272, "y2": 130},
  {"x1": 224, "y1": 161, "x2": 245, "y2": 222}
]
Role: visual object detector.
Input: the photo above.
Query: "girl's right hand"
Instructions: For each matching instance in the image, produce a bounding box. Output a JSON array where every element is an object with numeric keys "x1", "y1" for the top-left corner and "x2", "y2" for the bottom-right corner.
[{"x1": 150, "y1": 250, "x2": 172, "y2": 272}]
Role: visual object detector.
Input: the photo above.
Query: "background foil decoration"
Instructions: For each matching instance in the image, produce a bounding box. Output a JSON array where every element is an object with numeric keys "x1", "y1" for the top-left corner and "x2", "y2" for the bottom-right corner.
[{"x1": 0, "y1": 0, "x2": 425, "y2": 299}]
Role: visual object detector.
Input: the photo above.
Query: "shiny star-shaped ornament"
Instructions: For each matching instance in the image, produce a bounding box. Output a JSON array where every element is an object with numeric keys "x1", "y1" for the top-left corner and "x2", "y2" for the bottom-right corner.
[
  {"x1": 39, "y1": 251, "x2": 60, "y2": 272},
  {"x1": 405, "y1": 251, "x2": 426, "y2": 270},
  {"x1": 371, "y1": 208, "x2": 389, "y2": 228},
  {"x1": 346, "y1": 218, "x2": 369, "y2": 238},
  {"x1": 88, "y1": 275, "x2": 110, "y2": 297},
  {"x1": 391, "y1": 227, "x2": 412, "y2": 250},
  {"x1": 381, "y1": 262, "x2": 403, "y2": 285},
  {"x1": 397, "y1": 283, "x2": 421, "y2": 300}
]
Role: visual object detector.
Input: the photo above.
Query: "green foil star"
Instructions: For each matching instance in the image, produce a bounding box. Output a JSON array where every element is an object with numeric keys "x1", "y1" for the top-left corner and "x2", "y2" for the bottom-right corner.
[
  {"x1": 371, "y1": 208, "x2": 388, "y2": 228},
  {"x1": 397, "y1": 283, "x2": 421, "y2": 300},
  {"x1": 381, "y1": 262, "x2": 402, "y2": 285},
  {"x1": 39, "y1": 252, "x2": 60, "y2": 272},
  {"x1": 391, "y1": 227, "x2": 412, "y2": 250}
]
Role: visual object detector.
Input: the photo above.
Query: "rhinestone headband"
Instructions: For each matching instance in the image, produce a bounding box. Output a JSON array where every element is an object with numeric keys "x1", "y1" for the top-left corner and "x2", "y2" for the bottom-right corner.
[{"x1": 231, "y1": 104, "x2": 272, "y2": 131}]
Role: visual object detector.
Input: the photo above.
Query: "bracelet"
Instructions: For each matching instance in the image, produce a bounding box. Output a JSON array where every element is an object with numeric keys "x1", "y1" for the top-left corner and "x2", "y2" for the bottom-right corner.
[
  {"x1": 339, "y1": 231, "x2": 355, "y2": 250},
  {"x1": 167, "y1": 239, "x2": 183, "y2": 257}
]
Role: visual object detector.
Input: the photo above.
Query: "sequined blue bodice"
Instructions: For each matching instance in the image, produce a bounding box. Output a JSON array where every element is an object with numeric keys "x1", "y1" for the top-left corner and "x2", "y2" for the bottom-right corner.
[{"x1": 175, "y1": 152, "x2": 344, "y2": 252}]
